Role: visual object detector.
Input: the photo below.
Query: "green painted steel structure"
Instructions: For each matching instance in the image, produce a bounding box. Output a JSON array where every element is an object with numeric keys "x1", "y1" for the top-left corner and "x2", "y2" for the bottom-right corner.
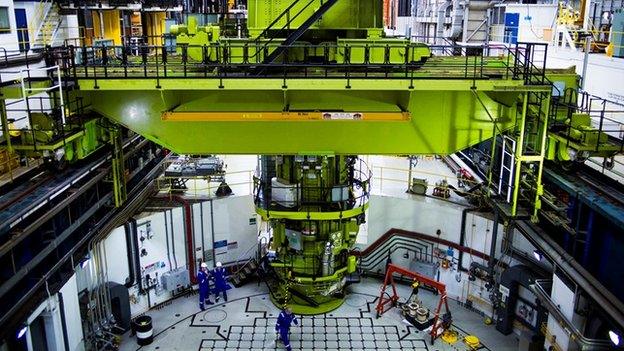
[
  {"x1": 254, "y1": 155, "x2": 368, "y2": 314},
  {"x1": 4, "y1": 0, "x2": 620, "y2": 314},
  {"x1": 72, "y1": 78, "x2": 525, "y2": 155}
]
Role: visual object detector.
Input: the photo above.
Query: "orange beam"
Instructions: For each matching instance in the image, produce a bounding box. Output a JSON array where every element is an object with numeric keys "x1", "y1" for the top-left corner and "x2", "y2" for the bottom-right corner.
[{"x1": 161, "y1": 111, "x2": 411, "y2": 121}]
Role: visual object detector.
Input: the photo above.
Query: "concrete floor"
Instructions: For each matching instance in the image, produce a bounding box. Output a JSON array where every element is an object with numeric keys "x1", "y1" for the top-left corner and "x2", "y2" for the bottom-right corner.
[{"x1": 120, "y1": 278, "x2": 518, "y2": 351}]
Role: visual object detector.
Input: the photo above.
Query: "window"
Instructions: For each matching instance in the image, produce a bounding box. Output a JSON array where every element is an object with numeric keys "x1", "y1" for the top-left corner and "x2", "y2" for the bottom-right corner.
[
  {"x1": 0, "y1": 7, "x2": 10, "y2": 32},
  {"x1": 398, "y1": 0, "x2": 411, "y2": 17}
]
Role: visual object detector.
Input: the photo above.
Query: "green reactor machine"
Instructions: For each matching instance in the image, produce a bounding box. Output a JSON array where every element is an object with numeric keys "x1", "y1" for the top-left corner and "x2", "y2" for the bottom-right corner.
[
  {"x1": 170, "y1": 0, "x2": 430, "y2": 65},
  {"x1": 254, "y1": 155, "x2": 370, "y2": 314},
  {"x1": 168, "y1": 0, "x2": 424, "y2": 314}
]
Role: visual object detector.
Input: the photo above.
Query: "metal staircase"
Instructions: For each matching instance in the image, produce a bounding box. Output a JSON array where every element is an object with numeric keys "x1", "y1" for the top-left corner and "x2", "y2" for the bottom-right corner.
[
  {"x1": 489, "y1": 43, "x2": 553, "y2": 220},
  {"x1": 32, "y1": 1, "x2": 63, "y2": 50},
  {"x1": 229, "y1": 236, "x2": 267, "y2": 287},
  {"x1": 254, "y1": 0, "x2": 339, "y2": 67}
]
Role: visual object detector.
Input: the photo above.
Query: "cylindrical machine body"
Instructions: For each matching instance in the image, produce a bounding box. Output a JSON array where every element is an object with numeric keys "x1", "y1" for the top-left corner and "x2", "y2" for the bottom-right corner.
[{"x1": 255, "y1": 155, "x2": 370, "y2": 314}]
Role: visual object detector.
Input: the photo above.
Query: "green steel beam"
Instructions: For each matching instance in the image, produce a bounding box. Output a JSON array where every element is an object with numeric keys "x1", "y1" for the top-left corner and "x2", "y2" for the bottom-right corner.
[{"x1": 71, "y1": 79, "x2": 536, "y2": 155}]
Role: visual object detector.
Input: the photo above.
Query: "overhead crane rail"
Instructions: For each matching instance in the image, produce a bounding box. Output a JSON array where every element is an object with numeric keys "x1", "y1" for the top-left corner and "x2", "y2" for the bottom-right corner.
[{"x1": 40, "y1": 42, "x2": 550, "y2": 84}]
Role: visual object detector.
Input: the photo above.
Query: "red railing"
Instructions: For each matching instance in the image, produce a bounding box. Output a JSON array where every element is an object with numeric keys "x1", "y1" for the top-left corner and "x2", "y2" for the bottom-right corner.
[{"x1": 352, "y1": 227, "x2": 490, "y2": 262}]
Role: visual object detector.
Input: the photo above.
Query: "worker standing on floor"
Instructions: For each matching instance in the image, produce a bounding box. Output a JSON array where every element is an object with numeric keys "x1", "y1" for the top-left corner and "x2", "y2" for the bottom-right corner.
[
  {"x1": 275, "y1": 306, "x2": 298, "y2": 351},
  {"x1": 198, "y1": 262, "x2": 213, "y2": 310},
  {"x1": 212, "y1": 261, "x2": 230, "y2": 302}
]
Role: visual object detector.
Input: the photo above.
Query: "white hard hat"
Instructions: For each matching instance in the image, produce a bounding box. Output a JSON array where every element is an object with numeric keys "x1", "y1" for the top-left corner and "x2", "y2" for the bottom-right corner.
[
  {"x1": 216, "y1": 262, "x2": 222, "y2": 267},
  {"x1": 201, "y1": 262, "x2": 208, "y2": 268}
]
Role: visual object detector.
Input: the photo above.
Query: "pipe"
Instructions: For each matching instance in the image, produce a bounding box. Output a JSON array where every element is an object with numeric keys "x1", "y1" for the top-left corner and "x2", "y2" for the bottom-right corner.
[
  {"x1": 516, "y1": 220, "x2": 624, "y2": 329},
  {"x1": 488, "y1": 209, "x2": 499, "y2": 274},
  {"x1": 458, "y1": 207, "x2": 482, "y2": 270},
  {"x1": 200, "y1": 201, "x2": 205, "y2": 261},
  {"x1": 123, "y1": 221, "x2": 136, "y2": 288},
  {"x1": 436, "y1": 0, "x2": 452, "y2": 45},
  {"x1": 58, "y1": 292, "x2": 70, "y2": 351},
  {"x1": 100, "y1": 242, "x2": 113, "y2": 323},
  {"x1": 162, "y1": 196, "x2": 198, "y2": 284},
  {"x1": 531, "y1": 279, "x2": 615, "y2": 350},
  {"x1": 450, "y1": 0, "x2": 463, "y2": 39},
  {"x1": 169, "y1": 210, "x2": 178, "y2": 269},
  {"x1": 210, "y1": 199, "x2": 216, "y2": 264},
  {"x1": 164, "y1": 211, "x2": 173, "y2": 270},
  {"x1": 495, "y1": 264, "x2": 547, "y2": 335},
  {"x1": 187, "y1": 204, "x2": 197, "y2": 279},
  {"x1": 128, "y1": 218, "x2": 144, "y2": 294},
  {"x1": 353, "y1": 228, "x2": 495, "y2": 263}
]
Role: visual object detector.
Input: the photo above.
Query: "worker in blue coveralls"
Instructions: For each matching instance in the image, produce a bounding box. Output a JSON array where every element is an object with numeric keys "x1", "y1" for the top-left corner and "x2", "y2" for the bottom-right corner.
[
  {"x1": 275, "y1": 306, "x2": 298, "y2": 351},
  {"x1": 198, "y1": 262, "x2": 213, "y2": 310},
  {"x1": 212, "y1": 261, "x2": 229, "y2": 302}
]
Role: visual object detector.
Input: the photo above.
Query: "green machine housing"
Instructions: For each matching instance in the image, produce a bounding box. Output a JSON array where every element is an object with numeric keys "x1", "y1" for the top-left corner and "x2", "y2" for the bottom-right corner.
[
  {"x1": 254, "y1": 155, "x2": 369, "y2": 314},
  {"x1": 170, "y1": 0, "x2": 430, "y2": 65}
]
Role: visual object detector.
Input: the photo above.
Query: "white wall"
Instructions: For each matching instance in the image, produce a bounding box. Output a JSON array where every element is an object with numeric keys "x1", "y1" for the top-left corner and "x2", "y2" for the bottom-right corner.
[
  {"x1": 544, "y1": 274, "x2": 577, "y2": 351},
  {"x1": 102, "y1": 195, "x2": 258, "y2": 317},
  {"x1": 59, "y1": 274, "x2": 85, "y2": 351},
  {"x1": 547, "y1": 49, "x2": 624, "y2": 104},
  {"x1": 498, "y1": 4, "x2": 557, "y2": 43},
  {"x1": 103, "y1": 227, "x2": 130, "y2": 285},
  {"x1": 0, "y1": 0, "x2": 18, "y2": 51},
  {"x1": 360, "y1": 194, "x2": 504, "y2": 314}
]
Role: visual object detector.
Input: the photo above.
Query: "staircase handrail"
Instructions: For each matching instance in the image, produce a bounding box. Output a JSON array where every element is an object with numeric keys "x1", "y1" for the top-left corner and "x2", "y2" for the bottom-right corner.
[
  {"x1": 250, "y1": 0, "x2": 318, "y2": 61},
  {"x1": 31, "y1": 0, "x2": 55, "y2": 44},
  {"x1": 230, "y1": 235, "x2": 260, "y2": 276}
]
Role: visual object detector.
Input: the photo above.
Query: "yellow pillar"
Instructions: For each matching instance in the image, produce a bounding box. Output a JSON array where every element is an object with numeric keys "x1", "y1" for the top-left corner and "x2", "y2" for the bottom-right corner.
[{"x1": 92, "y1": 10, "x2": 122, "y2": 44}]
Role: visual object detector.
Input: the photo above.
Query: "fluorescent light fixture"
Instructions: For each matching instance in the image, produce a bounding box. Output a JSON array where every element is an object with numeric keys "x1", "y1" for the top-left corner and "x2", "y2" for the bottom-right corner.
[
  {"x1": 609, "y1": 330, "x2": 620, "y2": 346},
  {"x1": 16, "y1": 325, "x2": 27, "y2": 339},
  {"x1": 533, "y1": 250, "x2": 542, "y2": 261},
  {"x1": 80, "y1": 257, "x2": 90, "y2": 269}
]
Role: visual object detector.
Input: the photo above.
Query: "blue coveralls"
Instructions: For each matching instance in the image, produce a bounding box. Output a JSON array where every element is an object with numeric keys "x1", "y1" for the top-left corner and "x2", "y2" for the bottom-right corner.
[
  {"x1": 275, "y1": 310, "x2": 298, "y2": 351},
  {"x1": 212, "y1": 267, "x2": 229, "y2": 302},
  {"x1": 197, "y1": 269, "x2": 212, "y2": 310}
]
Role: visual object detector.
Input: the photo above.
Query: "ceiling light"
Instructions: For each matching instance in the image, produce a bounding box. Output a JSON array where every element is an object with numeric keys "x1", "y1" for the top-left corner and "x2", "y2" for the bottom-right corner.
[
  {"x1": 80, "y1": 256, "x2": 90, "y2": 269},
  {"x1": 609, "y1": 330, "x2": 620, "y2": 346},
  {"x1": 16, "y1": 325, "x2": 27, "y2": 339}
]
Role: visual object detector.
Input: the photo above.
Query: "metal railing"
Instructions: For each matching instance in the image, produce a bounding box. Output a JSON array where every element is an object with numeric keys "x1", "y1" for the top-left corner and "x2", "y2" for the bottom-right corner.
[
  {"x1": 253, "y1": 157, "x2": 371, "y2": 212},
  {"x1": 551, "y1": 89, "x2": 624, "y2": 154},
  {"x1": 531, "y1": 279, "x2": 615, "y2": 351},
  {"x1": 36, "y1": 42, "x2": 548, "y2": 83}
]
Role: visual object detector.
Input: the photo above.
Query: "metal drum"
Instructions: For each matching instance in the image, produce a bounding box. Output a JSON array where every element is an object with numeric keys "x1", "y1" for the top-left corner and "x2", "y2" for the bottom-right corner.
[{"x1": 133, "y1": 315, "x2": 153, "y2": 346}]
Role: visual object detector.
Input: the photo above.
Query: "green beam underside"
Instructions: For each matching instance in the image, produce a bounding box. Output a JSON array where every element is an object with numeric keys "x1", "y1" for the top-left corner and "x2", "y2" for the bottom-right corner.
[{"x1": 73, "y1": 79, "x2": 537, "y2": 155}]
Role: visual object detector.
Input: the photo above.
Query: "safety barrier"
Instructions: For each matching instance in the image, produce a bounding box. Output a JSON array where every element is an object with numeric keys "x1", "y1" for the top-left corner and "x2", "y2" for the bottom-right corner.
[{"x1": 32, "y1": 41, "x2": 550, "y2": 85}]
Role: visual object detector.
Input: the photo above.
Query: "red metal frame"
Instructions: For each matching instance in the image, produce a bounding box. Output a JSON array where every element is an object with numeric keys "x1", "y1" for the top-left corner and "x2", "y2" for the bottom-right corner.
[{"x1": 375, "y1": 263, "x2": 451, "y2": 345}]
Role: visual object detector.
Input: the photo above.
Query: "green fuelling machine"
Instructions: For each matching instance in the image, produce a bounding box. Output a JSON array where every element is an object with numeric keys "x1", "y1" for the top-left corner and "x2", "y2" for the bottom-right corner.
[
  {"x1": 168, "y1": 0, "x2": 427, "y2": 314},
  {"x1": 254, "y1": 155, "x2": 370, "y2": 314},
  {"x1": 169, "y1": 0, "x2": 430, "y2": 66}
]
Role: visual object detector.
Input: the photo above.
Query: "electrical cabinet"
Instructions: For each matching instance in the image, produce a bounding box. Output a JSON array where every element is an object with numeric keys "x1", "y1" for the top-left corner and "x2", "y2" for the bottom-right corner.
[{"x1": 161, "y1": 268, "x2": 190, "y2": 292}]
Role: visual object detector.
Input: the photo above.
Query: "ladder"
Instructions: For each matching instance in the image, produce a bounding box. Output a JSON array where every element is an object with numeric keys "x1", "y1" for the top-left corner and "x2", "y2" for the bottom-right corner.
[{"x1": 498, "y1": 135, "x2": 516, "y2": 203}]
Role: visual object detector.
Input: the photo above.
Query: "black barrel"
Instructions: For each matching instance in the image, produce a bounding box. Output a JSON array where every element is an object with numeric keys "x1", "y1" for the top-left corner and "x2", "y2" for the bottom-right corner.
[{"x1": 133, "y1": 315, "x2": 153, "y2": 345}]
